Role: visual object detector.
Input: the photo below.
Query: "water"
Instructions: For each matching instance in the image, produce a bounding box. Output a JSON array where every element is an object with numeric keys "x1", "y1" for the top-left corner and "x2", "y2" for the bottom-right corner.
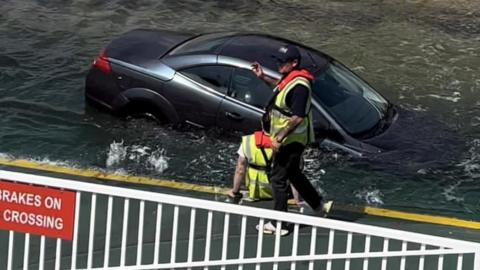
[{"x1": 0, "y1": 0, "x2": 479, "y2": 220}]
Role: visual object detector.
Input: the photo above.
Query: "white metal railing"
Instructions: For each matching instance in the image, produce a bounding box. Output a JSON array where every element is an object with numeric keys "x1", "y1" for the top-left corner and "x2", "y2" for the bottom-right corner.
[{"x1": 1, "y1": 169, "x2": 480, "y2": 270}]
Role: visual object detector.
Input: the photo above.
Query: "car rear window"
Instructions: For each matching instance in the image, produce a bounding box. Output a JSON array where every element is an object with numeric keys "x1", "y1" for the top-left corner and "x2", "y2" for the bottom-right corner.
[
  {"x1": 169, "y1": 33, "x2": 233, "y2": 55},
  {"x1": 220, "y1": 35, "x2": 283, "y2": 72}
]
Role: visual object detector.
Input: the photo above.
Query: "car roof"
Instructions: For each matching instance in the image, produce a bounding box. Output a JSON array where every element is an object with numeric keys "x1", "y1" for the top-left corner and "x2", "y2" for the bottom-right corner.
[{"x1": 168, "y1": 33, "x2": 330, "y2": 74}]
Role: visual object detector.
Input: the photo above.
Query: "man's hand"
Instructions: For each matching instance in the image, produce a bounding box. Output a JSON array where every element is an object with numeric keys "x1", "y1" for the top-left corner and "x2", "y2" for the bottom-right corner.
[
  {"x1": 252, "y1": 61, "x2": 279, "y2": 87},
  {"x1": 251, "y1": 62, "x2": 263, "y2": 78},
  {"x1": 271, "y1": 137, "x2": 281, "y2": 152}
]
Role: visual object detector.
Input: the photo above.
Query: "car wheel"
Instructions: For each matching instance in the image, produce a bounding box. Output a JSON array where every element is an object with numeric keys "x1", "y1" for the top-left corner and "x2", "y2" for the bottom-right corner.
[{"x1": 121, "y1": 100, "x2": 168, "y2": 124}]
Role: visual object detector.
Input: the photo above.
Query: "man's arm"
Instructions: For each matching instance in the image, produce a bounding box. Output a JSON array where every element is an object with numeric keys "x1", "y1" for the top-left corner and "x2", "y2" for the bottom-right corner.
[
  {"x1": 252, "y1": 62, "x2": 279, "y2": 87},
  {"x1": 271, "y1": 116, "x2": 303, "y2": 151},
  {"x1": 229, "y1": 156, "x2": 247, "y2": 195},
  {"x1": 274, "y1": 115, "x2": 304, "y2": 142},
  {"x1": 259, "y1": 74, "x2": 279, "y2": 87}
]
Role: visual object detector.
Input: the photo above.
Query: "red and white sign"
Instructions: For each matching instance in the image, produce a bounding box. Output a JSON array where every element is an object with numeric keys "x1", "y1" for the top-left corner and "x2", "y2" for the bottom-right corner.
[{"x1": 0, "y1": 180, "x2": 76, "y2": 240}]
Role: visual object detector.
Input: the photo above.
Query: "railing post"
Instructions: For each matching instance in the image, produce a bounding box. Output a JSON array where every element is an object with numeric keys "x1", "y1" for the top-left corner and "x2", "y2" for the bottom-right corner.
[{"x1": 474, "y1": 251, "x2": 480, "y2": 270}]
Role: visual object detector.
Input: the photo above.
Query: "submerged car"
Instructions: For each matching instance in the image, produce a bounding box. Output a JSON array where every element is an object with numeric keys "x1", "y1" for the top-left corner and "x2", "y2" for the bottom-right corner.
[{"x1": 85, "y1": 29, "x2": 398, "y2": 156}]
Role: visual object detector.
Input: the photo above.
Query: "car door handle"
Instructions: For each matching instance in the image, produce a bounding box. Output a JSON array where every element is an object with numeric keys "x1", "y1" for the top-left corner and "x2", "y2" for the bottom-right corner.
[{"x1": 225, "y1": 112, "x2": 244, "y2": 121}]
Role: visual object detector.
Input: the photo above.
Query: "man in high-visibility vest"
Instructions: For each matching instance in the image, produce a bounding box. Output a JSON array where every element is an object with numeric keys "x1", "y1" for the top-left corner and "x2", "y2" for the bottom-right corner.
[
  {"x1": 252, "y1": 44, "x2": 332, "y2": 234},
  {"x1": 227, "y1": 131, "x2": 302, "y2": 204}
]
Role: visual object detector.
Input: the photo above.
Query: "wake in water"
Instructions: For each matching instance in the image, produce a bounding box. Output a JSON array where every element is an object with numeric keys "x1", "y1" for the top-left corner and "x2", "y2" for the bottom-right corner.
[
  {"x1": 440, "y1": 139, "x2": 480, "y2": 206},
  {"x1": 457, "y1": 139, "x2": 480, "y2": 180}
]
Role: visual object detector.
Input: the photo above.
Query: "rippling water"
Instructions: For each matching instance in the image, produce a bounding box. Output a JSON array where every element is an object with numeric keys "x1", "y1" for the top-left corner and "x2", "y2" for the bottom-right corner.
[{"x1": 0, "y1": 0, "x2": 479, "y2": 220}]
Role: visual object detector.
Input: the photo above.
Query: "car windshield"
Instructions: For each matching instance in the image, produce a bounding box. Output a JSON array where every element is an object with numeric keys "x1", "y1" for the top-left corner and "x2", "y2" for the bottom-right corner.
[{"x1": 312, "y1": 61, "x2": 389, "y2": 137}]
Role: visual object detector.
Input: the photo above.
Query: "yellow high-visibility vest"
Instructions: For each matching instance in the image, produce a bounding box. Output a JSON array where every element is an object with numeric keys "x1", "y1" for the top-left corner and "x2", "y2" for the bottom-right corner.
[
  {"x1": 270, "y1": 72, "x2": 315, "y2": 146},
  {"x1": 241, "y1": 134, "x2": 272, "y2": 200}
]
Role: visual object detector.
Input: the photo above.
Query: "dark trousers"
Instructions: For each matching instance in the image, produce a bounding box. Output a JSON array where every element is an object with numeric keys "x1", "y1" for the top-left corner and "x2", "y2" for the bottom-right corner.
[{"x1": 269, "y1": 142, "x2": 322, "y2": 212}]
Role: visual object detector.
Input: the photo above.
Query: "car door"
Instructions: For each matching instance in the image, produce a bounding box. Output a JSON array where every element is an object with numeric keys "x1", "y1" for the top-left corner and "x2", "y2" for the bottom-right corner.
[
  {"x1": 174, "y1": 65, "x2": 233, "y2": 128},
  {"x1": 216, "y1": 67, "x2": 274, "y2": 134}
]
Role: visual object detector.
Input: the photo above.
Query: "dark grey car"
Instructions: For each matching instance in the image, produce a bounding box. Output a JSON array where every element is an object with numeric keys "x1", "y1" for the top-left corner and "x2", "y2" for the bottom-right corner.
[{"x1": 85, "y1": 29, "x2": 397, "y2": 156}]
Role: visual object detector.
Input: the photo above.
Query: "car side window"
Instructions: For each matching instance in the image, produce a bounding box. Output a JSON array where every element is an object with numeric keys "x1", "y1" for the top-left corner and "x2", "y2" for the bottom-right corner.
[
  {"x1": 180, "y1": 65, "x2": 232, "y2": 94},
  {"x1": 229, "y1": 68, "x2": 273, "y2": 108}
]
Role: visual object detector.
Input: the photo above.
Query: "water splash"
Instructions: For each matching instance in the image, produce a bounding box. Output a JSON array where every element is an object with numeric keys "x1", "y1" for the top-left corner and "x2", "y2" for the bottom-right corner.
[
  {"x1": 355, "y1": 189, "x2": 384, "y2": 205},
  {"x1": 106, "y1": 140, "x2": 127, "y2": 167},
  {"x1": 105, "y1": 140, "x2": 169, "y2": 174},
  {"x1": 128, "y1": 145, "x2": 151, "y2": 162},
  {"x1": 147, "y1": 149, "x2": 169, "y2": 174},
  {"x1": 113, "y1": 168, "x2": 128, "y2": 175},
  {"x1": 0, "y1": 152, "x2": 13, "y2": 159}
]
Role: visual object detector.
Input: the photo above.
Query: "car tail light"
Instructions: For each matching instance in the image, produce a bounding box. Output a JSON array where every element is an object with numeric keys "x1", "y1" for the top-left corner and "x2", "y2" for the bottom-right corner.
[{"x1": 93, "y1": 48, "x2": 111, "y2": 74}]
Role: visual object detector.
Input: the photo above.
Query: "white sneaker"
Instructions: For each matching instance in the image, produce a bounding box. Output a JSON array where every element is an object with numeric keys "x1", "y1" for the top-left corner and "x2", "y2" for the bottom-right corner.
[{"x1": 256, "y1": 221, "x2": 290, "y2": 236}]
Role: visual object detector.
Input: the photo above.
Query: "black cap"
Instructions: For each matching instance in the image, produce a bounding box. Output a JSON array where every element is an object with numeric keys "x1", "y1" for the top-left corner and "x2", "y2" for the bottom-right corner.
[{"x1": 271, "y1": 44, "x2": 301, "y2": 63}]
